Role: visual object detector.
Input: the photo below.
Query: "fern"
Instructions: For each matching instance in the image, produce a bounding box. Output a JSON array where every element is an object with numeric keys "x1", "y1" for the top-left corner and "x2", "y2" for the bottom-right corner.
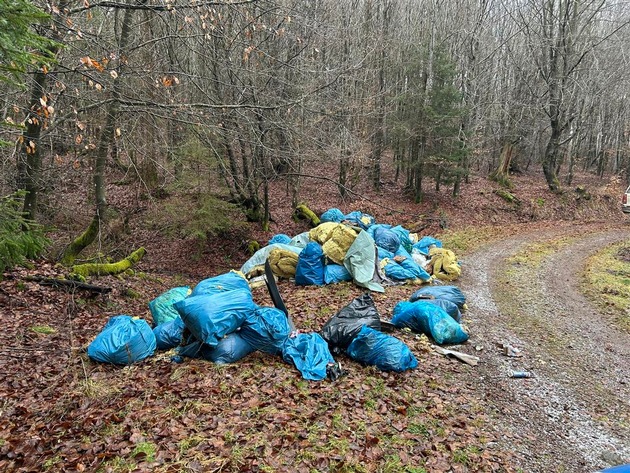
[{"x1": 0, "y1": 192, "x2": 50, "y2": 272}]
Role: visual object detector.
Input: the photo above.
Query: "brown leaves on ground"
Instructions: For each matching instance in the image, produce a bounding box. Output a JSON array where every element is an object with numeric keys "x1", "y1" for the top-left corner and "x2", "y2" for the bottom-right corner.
[{"x1": 0, "y1": 265, "x2": 514, "y2": 473}]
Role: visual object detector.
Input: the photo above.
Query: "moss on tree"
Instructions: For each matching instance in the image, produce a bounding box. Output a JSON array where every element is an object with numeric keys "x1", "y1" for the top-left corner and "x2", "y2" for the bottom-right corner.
[
  {"x1": 71, "y1": 247, "x2": 146, "y2": 278},
  {"x1": 293, "y1": 203, "x2": 320, "y2": 227}
]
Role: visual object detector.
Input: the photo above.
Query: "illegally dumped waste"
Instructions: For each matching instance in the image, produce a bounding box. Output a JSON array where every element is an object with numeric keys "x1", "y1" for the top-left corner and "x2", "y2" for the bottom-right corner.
[
  {"x1": 240, "y1": 208, "x2": 461, "y2": 291},
  {"x1": 88, "y1": 315, "x2": 156, "y2": 365},
  {"x1": 320, "y1": 293, "x2": 381, "y2": 354},
  {"x1": 87, "y1": 208, "x2": 471, "y2": 380},
  {"x1": 282, "y1": 332, "x2": 335, "y2": 381},
  {"x1": 391, "y1": 300, "x2": 469, "y2": 345},
  {"x1": 346, "y1": 326, "x2": 418, "y2": 372},
  {"x1": 148, "y1": 286, "x2": 190, "y2": 326}
]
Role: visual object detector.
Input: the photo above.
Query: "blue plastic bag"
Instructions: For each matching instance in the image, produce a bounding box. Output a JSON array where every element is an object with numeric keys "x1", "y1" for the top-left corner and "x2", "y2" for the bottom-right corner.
[
  {"x1": 268, "y1": 234, "x2": 292, "y2": 245},
  {"x1": 409, "y1": 285, "x2": 466, "y2": 309},
  {"x1": 324, "y1": 264, "x2": 353, "y2": 284},
  {"x1": 320, "y1": 208, "x2": 345, "y2": 223},
  {"x1": 174, "y1": 289, "x2": 256, "y2": 347},
  {"x1": 178, "y1": 332, "x2": 255, "y2": 363},
  {"x1": 390, "y1": 225, "x2": 413, "y2": 252},
  {"x1": 395, "y1": 247, "x2": 431, "y2": 281},
  {"x1": 240, "y1": 307, "x2": 292, "y2": 355},
  {"x1": 344, "y1": 211, "x2": 375, "y2": 229},
  {"x1": 346, "y1": 326, "x2": 418, "y2": 372},
  {"x1": 413, "y1": 236, "x2": 443, "y2": 256},
  {"x1": 392, "y1": 300, "x2": 468, "y2": 344},
  {"x1": 153, "y1": 317, "x2": 185, "y2": 350},
  {"x1": 148, "y1": 286, "x2": 190, "y2": 327},
  {"x1": 282, "y1": 333, "x2": 335, "y2": 381},
  {"x1": 295, "y1": 242, "x2": 325, "y2": 286},
  {"x1": 88, "y1": 315, "x2": 156, "y2": 365},
  {"x1": 423, "y1": 299, "x2": 462, "y2": 322},
  {"x1": 191, "y1": 271, "x2": 250, "y2": 297},
  {"x1": 372, "y1": 226, "x2": 400, "y2": 253}
]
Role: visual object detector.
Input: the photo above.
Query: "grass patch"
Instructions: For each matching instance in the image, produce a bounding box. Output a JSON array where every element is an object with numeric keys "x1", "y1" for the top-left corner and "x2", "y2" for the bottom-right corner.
[
  {"x1": 438, "y1": 225, "x2": 508, "y2": 255},
  {"x1": 583, "y1": 242, "x2": 630, "y2": 331},
  {"x1": 507, "y1": 236, "x2": 575, "y2": 269}
]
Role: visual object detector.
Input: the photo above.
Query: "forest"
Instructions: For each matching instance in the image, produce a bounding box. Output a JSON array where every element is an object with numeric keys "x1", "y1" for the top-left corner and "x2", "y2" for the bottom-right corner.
[{"x1": 2, "y1": 0, "x2": 630, "y2": 267}]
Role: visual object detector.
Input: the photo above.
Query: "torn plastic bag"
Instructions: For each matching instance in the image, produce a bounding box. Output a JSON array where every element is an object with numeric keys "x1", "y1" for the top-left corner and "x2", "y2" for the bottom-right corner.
[
  {"x1": 346, "y1": 326, "x2": 418, "y2": 372},
  {"x1": 174, "y1": 289, "x2": 256, "y2": 347},
  {"x1": 391, "y1": 300, "x2": 468, "y2": 345},
  {"x1": 148, "y1": 286, "x2": 190, "y2": 326},
  {"x1": 320, "y1": 208, "x2": 345, "y2": 223},
  {"x1": 295, "y1": 242, "x2": 325, "y2": 286},
  {"x1": 409, "y1": 285, "x2": 466, "y2": 309},
  {"x1": 177, "y1": 332, "x2": 255, "y2": 363},
  {"x1": 324, "y1": 264, "x2": 353, "y2": 284},
  {"x1": 372, "y1": 226, "x2": 400, "y2": 253},
  {"x1": 153, "y1": 317, "x2": 185, "y2": 350},
  {"x1": 343, "y1": 230, "x2": 384, "y2": 292},
  {"x1": 268, "y1": 233, "x2": 291, "y2": 245},
  {"x1": 282, "y1": 332, "x2": 335, "y2": 381},
  {"x1": 88, "y1": 315, "x2": 156, "y2": 365},
  {"x1": 390, "y1": 225, "x2": 414, "y2": 252},
  {"x1": 289, "y1": 232, "x2": 311, "y2": 249},
  {"x1": 320, "y1": 293, "x2": 381, "y2": 353},
  {"x1": 191, "y1": 271, "x2": 250, "y2": 297},
  {"x1": 413, "y1": 236, "x2": 443, "y2": 256},
  {"x1": 240, "y1": 307, "x2": 292, "y2": 355},
  {"x1": 422, "y1": 298, "x2": 462, "y2": 322}
]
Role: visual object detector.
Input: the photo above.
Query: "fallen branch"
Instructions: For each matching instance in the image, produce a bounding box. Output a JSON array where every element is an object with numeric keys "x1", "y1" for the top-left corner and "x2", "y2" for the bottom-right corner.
[
  {"x1": 24, "y1": 276, "x2": 112, "y2": 294},
  {"x1": 71, "y1": 247, "x2": 146, "y2": 278}
]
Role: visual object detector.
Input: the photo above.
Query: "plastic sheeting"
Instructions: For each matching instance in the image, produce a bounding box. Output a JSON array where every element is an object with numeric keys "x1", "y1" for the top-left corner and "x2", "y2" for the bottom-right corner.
[
  {"x1": 282, "y1": 332, "x2": 335, "y2": 381},
  {"x1": 174, "y1": 289, "x2": 256, "y2": 347},
  {"x1": 343, "y1": 230, "x2": 384, "y2": 292},
  {"x1": 240, "y1": 307, "x2": 292, "y2": 355},
  {"x1": 409, "y1": 285, "x2": 466, "y2": 309},
  {"x1": 346, "y1": 326, "x2": 418, "y2": 372},
  {"x1": 191, "y1": 271, "x2": 250, "y2": 297},
  {"x1": 320, "y1": 293, "x2": 381, "y2": 353},
  {"x1": 88, "y1": 315, "x2": 156, "y2": 365},
  {"x1": 268, "y1": 248, "x2": 299, "y2": 279},
  {"x1": 391, "y1": 300, "x2": 468, "y2": 345},
  {"x1": 148, "y1": 286, "x2": 190, "y2": 326},
  {"x1": 372, "y1": 226, "x2": 401, "y2": 253},
  {"x1": 295, "y1": 242, "x2": 325, "y2": 286},
  {"x1": 413, "y1": 236, "x2": 443, "y2": 256}
]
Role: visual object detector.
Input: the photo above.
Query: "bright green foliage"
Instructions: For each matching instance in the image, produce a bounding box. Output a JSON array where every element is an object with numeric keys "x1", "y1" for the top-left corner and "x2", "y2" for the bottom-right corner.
[
  {"x1": 0, "y1": 191, "x2": 50, "y2": 272},
  {"x1": 0, "y1": 0, "x2": 56, "y2": 84}
]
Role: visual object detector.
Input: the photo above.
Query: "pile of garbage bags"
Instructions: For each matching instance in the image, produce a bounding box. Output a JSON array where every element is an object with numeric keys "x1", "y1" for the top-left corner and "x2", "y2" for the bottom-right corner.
[
  {"x1": 240, "y1": 208, "x2": 461, "y2": 292},
  {"x1": 87, "y1": 267, "x2": 470, "y2": 379}
]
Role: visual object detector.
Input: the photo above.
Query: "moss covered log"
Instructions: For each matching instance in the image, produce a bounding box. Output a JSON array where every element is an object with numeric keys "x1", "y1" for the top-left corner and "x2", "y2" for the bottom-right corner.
[
  {"x1": 59, "y1": 216, "x2": 100, "y2": 266},
  {"x1": 293, "y1": 203, "x2": 320, "y2": 227},
  {"x1": 71, "y1": 247, "x2": 146, "y2": 278}
]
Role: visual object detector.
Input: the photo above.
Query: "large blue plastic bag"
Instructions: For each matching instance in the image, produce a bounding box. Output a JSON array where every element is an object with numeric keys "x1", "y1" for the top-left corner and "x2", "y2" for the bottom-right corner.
[
  {"x1": 153, "y1": 317, "x2": 185, "y2": 350},
  {"x1": 178, "y1": 332, "x2": 255, "y2": 363},
  {"x1": 344, "y1": 211, "x2": 375, "y2": 229},
  {"x1": 390, "y1": 225, "x2": 413, "y2": 252},
  {"x1": 148, "y1": 286, "x2": 190, "y2": 326},
  {"x1": 372, "y1": 226, "x2": 400, "y2": 253},
  {"x1": 88, "y1": 315, "x2": 156, "y2": 365},
  {"x1": 174, "y1": 289, "x2": 256, "y2": 347},
  {"x1": 282, "y1": 333, "x2": 335, "y2": 381},
  {"x1": 391, "y1": 301, "x2": 468, "y2": 345},
  {"x1": 295, "y1": 242, "x2": 325, "y2": 286},
  {"x1": 346, "y1": 326, "x2": 418, "y2": 372},
  {"x1": 423, "y1": 299, "x2": 462, "y2": 322},
  {"x1": 240, "y1": 307, "x2": 292, "y2": 355},
  {"x1": 409, "y1": 285, "x2": 466, "y2": 309},
  {"x1": 320, "y1": 208, "x2": 345, "y2": 223},
  {"x1": 324, "y1": 264, "x2": 352, "y2": 284},
  {"x1": 191, "y1": 271, "x2": 250, "y2": 297},
  {"x1": 268, "y1": 234, "x2": 292, "y2": 245}
]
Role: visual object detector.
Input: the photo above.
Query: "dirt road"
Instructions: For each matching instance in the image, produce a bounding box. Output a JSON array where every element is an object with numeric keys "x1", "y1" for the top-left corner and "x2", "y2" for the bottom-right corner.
[{"x1": 457, "y1": 222, "x2": 630, "y2": 473}]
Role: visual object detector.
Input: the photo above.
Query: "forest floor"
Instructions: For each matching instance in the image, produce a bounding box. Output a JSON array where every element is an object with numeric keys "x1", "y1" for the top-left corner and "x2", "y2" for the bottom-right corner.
[{"x1": 1, "y1": 162, "x2": 629, "y2": 472}]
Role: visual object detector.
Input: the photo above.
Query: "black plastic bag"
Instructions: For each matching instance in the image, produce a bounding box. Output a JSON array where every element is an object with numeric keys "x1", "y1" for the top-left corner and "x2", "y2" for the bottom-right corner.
[{"x1": 320, "y1": 293, "x2": 381, "y2": 353}]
